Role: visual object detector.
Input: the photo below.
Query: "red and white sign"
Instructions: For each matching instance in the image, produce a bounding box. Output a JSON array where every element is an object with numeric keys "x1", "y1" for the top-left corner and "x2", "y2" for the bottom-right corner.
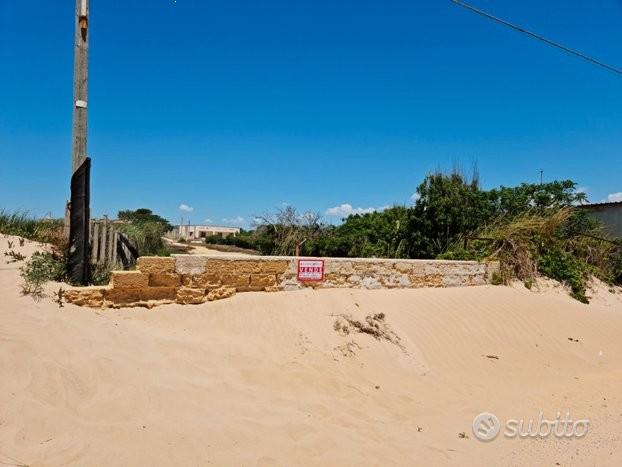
[{"x1": 297, "y1": 259, "x2": 325, "y2": 282}]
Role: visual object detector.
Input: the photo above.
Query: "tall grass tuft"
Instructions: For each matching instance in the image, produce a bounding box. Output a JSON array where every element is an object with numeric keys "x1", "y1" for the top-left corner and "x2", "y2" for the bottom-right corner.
[
  {"x1": 117, "y1": 222, "x2": 169, "y2": 256},
  {"x1": 0, "y1": 210, "x2": 66, "y2": 251}
]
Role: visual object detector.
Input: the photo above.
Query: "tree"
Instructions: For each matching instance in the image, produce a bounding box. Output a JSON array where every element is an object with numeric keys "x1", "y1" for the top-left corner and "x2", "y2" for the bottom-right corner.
[
  {"x1": 489, "y1": 180, "x2": 587, "y2": 217},
  {"x1": 405, "y1": 172, "x2": 493, "y2": 257},
  {"x1": 118, "y1": 208, "x2": 172, "y2": 230}
]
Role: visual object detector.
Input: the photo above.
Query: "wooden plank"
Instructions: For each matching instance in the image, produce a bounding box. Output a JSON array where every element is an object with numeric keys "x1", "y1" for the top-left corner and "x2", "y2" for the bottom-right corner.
[
  {"x1": 112, "y1": 230, "x2": 118, "y2": 265},
  {"x1": 107, "y1": 222, "x2": 115, "y2": 263},
  {"x1": 92, "y1": 221, "x2": 99, "y2": 262},
  {"x1": 99, "y1": 218, "x2": 108, "y2": 264},
  {"x1": 88, "y1": 220, "x2": 92, "y2": 260}
]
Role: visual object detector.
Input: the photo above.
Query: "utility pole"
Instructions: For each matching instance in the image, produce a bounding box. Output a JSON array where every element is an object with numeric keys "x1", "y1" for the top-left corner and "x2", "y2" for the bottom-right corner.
[
  {"x1": 68, "y1": 0, "x2": 91, "y2": 285},
  {"x1": 72, "y1": 0, "x2": 89, "y2": 172}
]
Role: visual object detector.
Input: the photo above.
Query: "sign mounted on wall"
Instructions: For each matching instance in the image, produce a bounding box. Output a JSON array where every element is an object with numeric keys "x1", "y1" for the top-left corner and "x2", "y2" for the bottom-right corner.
[{"x1": 297, "y1": 259, "x2": 325, "y2": 282}]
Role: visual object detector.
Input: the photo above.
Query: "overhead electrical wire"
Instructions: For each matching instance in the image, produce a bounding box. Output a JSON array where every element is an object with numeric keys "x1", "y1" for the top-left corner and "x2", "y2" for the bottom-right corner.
[{"x1": 451, "y1": 0, "x2": 622, "y2": 77}]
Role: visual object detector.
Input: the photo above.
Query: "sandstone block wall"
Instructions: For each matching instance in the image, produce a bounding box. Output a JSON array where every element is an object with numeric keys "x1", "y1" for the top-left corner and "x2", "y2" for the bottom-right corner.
[{"x1": 64, "y1": 255, "x2": 499, "y2": 309}]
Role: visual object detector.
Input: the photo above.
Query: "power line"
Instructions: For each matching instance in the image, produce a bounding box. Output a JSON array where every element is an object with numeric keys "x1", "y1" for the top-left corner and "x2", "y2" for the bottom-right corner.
[{"x1": 451, "y1": 0, "x2": 622, "y2": 77}]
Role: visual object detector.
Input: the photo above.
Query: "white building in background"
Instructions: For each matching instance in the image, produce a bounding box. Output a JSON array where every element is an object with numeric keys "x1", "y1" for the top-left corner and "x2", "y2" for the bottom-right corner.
[{"x1": 167, "y1": 224, "x2": 240, "y2": 241}]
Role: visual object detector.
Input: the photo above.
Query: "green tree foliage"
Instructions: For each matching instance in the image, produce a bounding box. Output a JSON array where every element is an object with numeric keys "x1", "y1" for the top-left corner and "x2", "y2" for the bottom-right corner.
[
  {"x1": 306, "y1": 173, "x2": 585, "y2": 260},
  {"x1": 406, "y1": 173, "x2": 586, "y2": 258},
  {"x1": 306, "y1": 207, "x2": 411, "y2": 258},
  {"x1": 118, "y1": 208, "x2": 172, "y2": 230},
  {"x1": 489, "y1": 180, "x2": 587, "y2": 216},
  {"x1": 214, "y1": 174, "x2": 589, "y2": 262},
  {"x1": 405, "y1": 172, "x2": 494, "y2": 257}
]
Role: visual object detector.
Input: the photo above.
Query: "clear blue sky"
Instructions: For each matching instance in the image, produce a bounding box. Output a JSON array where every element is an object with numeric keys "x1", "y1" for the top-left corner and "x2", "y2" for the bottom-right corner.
[{"x1": 1, "y1": 0, "x2": 621, "y2": 227}]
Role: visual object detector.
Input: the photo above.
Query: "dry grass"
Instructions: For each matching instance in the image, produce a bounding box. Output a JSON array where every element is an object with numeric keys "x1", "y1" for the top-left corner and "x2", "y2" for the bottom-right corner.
[
  {"x1": 484, "y1": 209, "x2": 573, "y2": 282},
  {"x1": 0, "y1": 211, "x2": 66, "y2": 253},
  {"x1": 333, "y1": 312, "x2": 405, "y2": 351}
]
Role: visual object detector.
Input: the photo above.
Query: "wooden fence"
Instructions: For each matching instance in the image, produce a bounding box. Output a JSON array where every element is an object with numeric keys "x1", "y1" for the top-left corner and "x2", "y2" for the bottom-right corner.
[{"x1": 90, "y1": 218, "x2": 138, "y2": 268}]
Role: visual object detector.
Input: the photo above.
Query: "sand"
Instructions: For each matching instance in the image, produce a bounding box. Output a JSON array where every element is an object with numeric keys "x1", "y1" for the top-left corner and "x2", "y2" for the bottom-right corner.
[{"x1": 1, "y1": 235, "x2": 622, "y2": 466}]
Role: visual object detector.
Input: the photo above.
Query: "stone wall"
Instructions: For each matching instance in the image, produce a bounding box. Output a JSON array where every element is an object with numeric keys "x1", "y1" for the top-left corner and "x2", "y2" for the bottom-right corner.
[{"x1": 64, "y1": 255, "x2": 499, "y2": 309}]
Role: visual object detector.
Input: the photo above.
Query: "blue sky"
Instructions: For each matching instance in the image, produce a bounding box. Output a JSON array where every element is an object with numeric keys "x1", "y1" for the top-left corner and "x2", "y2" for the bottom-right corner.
[{"x1": 1, "y1": 0, "x2": 621, "y2": 227}]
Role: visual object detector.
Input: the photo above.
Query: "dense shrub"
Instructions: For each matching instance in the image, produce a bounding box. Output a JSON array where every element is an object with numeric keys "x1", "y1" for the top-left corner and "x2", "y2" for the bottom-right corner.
[
  {"x1": 206, "y1": 174, "x2": 592, "y2": 264},
  {"x1": 205, "y1": 230, "x2": 267, "y2": 252},
  {"x1": 90, "y1": 261, "x2": 115, "y2": 286},
  {"x1": 538, "y1": 251, "x2": 590, "y2": 303},
  {"x1": 305, "y1": 207, "x2": 411, "y2": 258}
]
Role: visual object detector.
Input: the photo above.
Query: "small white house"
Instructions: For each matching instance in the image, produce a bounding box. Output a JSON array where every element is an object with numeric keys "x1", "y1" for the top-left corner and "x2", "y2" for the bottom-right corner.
[{"x1": 167, "y1": 224, "x2": 240, "y2": 241}]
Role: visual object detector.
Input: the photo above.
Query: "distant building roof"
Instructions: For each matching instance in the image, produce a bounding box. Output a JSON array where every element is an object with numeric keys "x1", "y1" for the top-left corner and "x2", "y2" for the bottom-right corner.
[
  {"x1": 174, "y1": 224, "x2": 240, "y2": 231},
  {"x1": 577, "y1": 201, "x2": 622, "y2": 209},
  {"x1": 173, "y1": 224, "x2": 245, "y2": 232}
]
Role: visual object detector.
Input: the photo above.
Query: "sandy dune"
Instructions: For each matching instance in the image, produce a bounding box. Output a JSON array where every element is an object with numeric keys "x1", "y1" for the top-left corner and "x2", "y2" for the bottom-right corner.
[{"x1": 1, "y1": 236, "x2": 622, "y2": 466}]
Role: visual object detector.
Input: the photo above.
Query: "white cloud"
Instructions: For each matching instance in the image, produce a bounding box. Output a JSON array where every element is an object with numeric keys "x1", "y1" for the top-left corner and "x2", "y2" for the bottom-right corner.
[
  {"x1": 204, "y1": 218, "x2": 213, "y2": 224},
  {"x1": 607, "y1": 192, "x2": 622, "y2": 202},
  {"x1": 325, "y1": 203, "x2": 388, "y2": 217},
  {"x1": 575, "y1": 186, "x2": 588, "y2": 195},
  {"x1": 178, "y1": 203, "x2": 194, "y2": 212},
  {"x1": 222, "y1": 216, "x2": 245, "y2": 226},
  {"x1": 410, "y1": 192, "x2": 421, "y2": 203}
]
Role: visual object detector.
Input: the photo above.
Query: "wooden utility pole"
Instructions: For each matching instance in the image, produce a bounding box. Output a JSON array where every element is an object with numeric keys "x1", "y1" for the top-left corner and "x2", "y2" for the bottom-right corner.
[
  {"x1": 72, "y1": 0, "x2": 89, "y2": 172},
  {"x1": 68, "y1": 0, "x2": 91, "y2": 285}
]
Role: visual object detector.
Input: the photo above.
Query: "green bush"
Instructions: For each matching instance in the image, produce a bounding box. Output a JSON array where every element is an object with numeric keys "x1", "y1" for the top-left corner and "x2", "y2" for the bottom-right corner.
[
  {"x1": 491, "y1": 271, "x2": 504, "y2": 286},
  {"x1": 20, "y1": 252, "x2": 66, "y2": 299},
  {"x1": 538, "y1": 252, "x2": 590, "y2": 303},
  {"x1": 90, "y1": 261, "x2": 114, "y2": 286}
]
